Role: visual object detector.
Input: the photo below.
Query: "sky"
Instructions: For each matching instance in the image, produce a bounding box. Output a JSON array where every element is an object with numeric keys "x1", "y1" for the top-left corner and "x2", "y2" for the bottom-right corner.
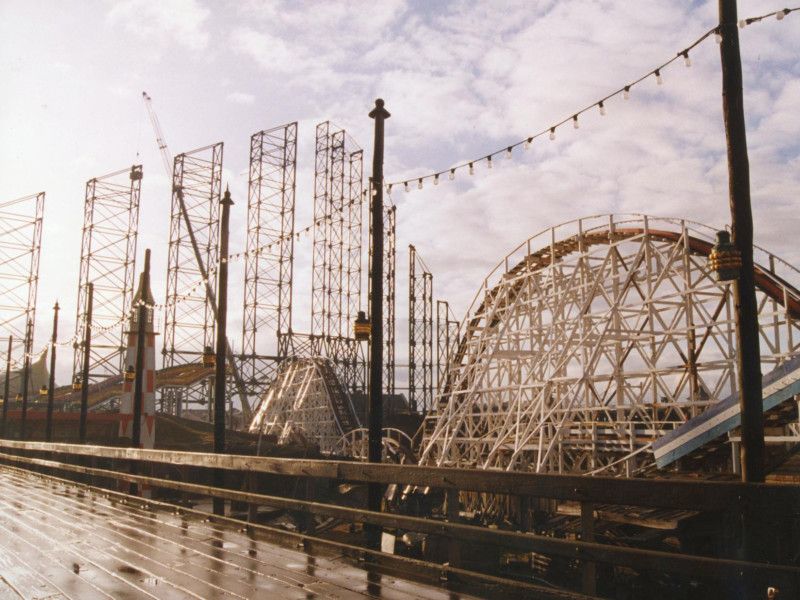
[{"x1": 1, "y1": 0, "x2": 798, "y2": 388}]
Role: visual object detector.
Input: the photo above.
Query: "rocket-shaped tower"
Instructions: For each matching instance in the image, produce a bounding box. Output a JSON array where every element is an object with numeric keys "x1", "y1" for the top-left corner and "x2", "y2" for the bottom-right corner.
[{"x1": 119, "y1": 249, "x2": 157, "y2": 448}]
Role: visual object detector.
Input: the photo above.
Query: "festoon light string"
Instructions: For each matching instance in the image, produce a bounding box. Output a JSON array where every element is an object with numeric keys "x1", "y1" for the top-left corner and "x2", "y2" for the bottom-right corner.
[
  {"x1": 383, "y1": 7, "x2": 798, "y2": 195},
  {"x1": 13, "y1": 8, "x2": 795, "y2": 370}
]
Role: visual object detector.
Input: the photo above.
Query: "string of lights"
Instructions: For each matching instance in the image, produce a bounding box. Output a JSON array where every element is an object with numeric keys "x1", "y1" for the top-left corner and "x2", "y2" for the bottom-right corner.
[{"x1": 383, "y1": 7, "x2": 798, "y2": 194}]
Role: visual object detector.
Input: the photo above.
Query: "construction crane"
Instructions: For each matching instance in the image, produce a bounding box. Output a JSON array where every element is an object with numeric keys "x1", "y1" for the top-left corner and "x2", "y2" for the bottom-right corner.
[{"x1": 141, "y1": 91, "x2": 252, "y2": 423}]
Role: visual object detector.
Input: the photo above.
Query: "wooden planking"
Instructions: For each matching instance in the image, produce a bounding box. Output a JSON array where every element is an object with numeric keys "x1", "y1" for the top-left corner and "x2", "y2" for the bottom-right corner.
[
  {"x1": 2, "y1": 450, "x2": 799, "y2": 592},
  {"x1": 0, "y1": 467, "x2": 514, "y2": 600},
  {"x1": 1, "y1": 463, "x2": 596, "y2": 600},
  {"x1": 1, "y1": 439, "x2": 799, "y2": 513}
]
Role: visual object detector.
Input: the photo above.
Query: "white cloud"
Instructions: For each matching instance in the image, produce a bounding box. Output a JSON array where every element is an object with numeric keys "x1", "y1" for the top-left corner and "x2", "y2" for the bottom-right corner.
[
  {"x1": 106, "y1": 0, "x2": 210, "y2": 50},
  {"x1": 226, "y1": 91, "x2": 255, "y2": 105}
]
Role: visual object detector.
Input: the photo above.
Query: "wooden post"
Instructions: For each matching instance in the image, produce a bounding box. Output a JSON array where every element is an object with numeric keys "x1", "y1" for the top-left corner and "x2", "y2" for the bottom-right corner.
[
  {"x1": 446, "y1": 488, "x2": 461, "y2": 567},
  {"x1": 1, "y1": 336, "x2": 12, "y2": 438},
  {"x1": 79, "y1": 283, "x2": 93, "y2": 443},
  {"x1": 45, "y1": 303, "x2": 59, "y2": 442}
]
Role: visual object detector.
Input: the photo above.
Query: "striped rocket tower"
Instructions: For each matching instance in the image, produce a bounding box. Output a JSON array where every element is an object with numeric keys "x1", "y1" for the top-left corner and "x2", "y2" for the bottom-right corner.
[{"x1": 119, "y1": 249, "x2": 156, "y2": 448}]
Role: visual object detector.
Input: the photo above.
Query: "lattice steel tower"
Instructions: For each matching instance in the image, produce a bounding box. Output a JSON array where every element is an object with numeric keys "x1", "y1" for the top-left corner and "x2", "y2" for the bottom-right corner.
[
  {"x1": 73, "y1": 166, "x2": 142, "y2": 383},
  {"x1": 0, "y1": 192, "x2": 44, "y2": 369},
  {"x1": 163, "y1": 143, "x2": 222, "y2": 369},
  {"x1": 408, "y1": 245, "x2": 433, "y2": 412},
  {"x1": 241, "y1": 123, "x2": 297, "y2": 399}
]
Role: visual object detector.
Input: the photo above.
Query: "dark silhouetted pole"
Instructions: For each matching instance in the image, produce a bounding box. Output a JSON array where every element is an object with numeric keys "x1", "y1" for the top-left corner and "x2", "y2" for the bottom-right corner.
[
  {"x1": 367, "y1": 98, "x2": 390, "y2": 548},
  {"x1": 1, "y1": 336, "x2": 12, "y2": 438},
  {"x1": 45, "y1": 302, "x2": 59, "y2": 442},
  {"x1": 213, "y1": 185, "x2": 233, "y2": 516},
  {"x1": 718, "y1": 0, "x2": 764, "y2": 484},
  {"x1": 79, "y1": 283, "x2": 93, "y2": 443},
  {"x1": 19, "y1": 320, "x2": 33, "y2": 440},
  {"x1": 131, "y1": 299, "x2": 147, "y2": 449}
]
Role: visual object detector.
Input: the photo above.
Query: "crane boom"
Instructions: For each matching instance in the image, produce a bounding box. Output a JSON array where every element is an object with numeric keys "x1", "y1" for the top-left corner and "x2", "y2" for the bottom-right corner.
[
  {"x1": 141, "y1": 92, "x2": 173, "y2": 180},
  {"x1": 140, "y1": 91, "x2": 252, "y2": 423}
]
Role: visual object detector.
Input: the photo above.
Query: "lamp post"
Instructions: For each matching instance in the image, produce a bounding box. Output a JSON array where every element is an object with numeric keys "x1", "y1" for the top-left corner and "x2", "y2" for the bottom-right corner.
[
  {"x1": 213, "y1": 185, "x2": 233, "y2": 516},
  {"x1": 45, "y1": 302, "x2": 59, "y2": 442},
  {"x1": 19, "y1": 320, "x2": 33, "y2": 440},
  {"x1": 367, "y1": 98, "x2": 390, "y2": 549}
]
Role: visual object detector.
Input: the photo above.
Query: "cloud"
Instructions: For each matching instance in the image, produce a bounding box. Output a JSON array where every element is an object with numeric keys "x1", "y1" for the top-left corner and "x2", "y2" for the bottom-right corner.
[
  {"x1": 226, "y1": 91, "x2": 255, "y2": 105},
  {"x1": 106, "y1": 0, "x2": 210, "y2": 50}
]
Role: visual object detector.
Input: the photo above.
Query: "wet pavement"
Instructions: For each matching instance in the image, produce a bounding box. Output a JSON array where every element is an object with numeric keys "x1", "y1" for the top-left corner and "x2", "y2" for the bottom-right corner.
[{"x1": 0, "y1": 466, "x2": 479, "y2": 599}]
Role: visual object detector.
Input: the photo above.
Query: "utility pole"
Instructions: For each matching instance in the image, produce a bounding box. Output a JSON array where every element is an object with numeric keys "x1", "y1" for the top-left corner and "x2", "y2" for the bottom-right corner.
[
  {"x1": 19, "y1": 320, "x2": 33, "y2": 440},
  {"x1": 213, "y1": 185, "x2": 233, "y2": 516},
  {"x1": 1, "y1": 336, "x2": 12, "y2": 438},
  {"x1": 718, "y1": 0, "x2": 765, "y2": 484},
  {"x1": 367, "y1": 98, "x2": 390, "y2": 548},
  {"x1": 79, "y1": 283, "x2": 93, "y2": 443},
  {"x1": 45, "y1": 302, "x2": 59, "y2": 442}
]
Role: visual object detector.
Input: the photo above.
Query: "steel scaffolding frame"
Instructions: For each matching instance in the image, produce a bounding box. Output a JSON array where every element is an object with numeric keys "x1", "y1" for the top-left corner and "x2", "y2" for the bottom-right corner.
[
  {"x1": 435, "y1": 300, "x2": 460, "y2": 398},
  {"x1": 0, "y1": 193, "x2": 44, "y2": 367},
  {"x1": 369, "y1": 204, "x2": 396, "y2": 397},
  {"x1": 163, "y1": 143, "x2": 223, "y2": 410},
  {"x1": 241, "y1": 123, "x2": 297, "y2": 400},
  {"x1": 326, "y1": 130, "x2": 346, "y2": 339},
  {"x1": 311, "y1": 122, "x2": 331, "y2": 338},
  {"x1": 72, "y1": 166, "x2": 142, "y2": 383},
  {"x1": 420, "y1": 215, "x2": 800, "y2": 482},
  {"x1": 408, "y1": 245, "x2": 433, "y2": 413}
]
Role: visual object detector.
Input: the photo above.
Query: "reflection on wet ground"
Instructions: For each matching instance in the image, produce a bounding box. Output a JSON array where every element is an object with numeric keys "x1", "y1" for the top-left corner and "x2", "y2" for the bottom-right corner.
[{"x1": 0, "y1": 466, "x2": 477, "y2": 599}]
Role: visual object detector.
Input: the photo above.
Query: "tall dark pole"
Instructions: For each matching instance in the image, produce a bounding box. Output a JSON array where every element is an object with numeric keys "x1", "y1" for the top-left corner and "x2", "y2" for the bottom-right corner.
[
  {"x1": 367, "y1": 98, "x2": 390, "y2": 547},
  {"x1": 45, "y1": 302, "x2": 59, "y2": 442},
  {"x1": 1, "y1": 336, "x2": 12, "y2": 438},
  {"x1": 79, "y1": 283, "x2": 93, "y2": 443},
  {"x1": 19, "y1": 320, "x2": 33, "y2": 440},
  {"x1": 213, "y1": 185, "x2": 233, "y2": 516},
  {"x1": 131, "y1": 296, "x2": 148, "y2": 448},
  {"x1": 718, "y1": 0, "x2": 765, "y2": 484}
]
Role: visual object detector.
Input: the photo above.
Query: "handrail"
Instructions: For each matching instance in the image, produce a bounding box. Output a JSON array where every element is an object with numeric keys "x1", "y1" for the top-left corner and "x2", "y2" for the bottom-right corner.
[
  {"x1": 0, "y1": 439, "x2": 798, "y2": 514},
  {"x1": 1, "y1": 449, "x2": 797, "y2": 587}
]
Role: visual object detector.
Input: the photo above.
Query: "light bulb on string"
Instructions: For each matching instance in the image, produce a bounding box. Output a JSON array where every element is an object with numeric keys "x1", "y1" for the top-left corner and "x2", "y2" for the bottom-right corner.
[
  {"x1": 418, "y1": 178, "x2": 423, "y2": 190},
  {"x1": 715, "y1": 31, "x2": 722, "y2": 43},
  {"x1": 572, "y1": 115, "x2": 579, "y2": 129},
  {"x1": 682, "y1": 51, "x2": 691, "y2": 67},
  {"x1": 387, "y1": 184, "x2": 392, "y2": 194},
  {"x1": 598, "y1": 102, "x2": 606, "y2": 116},
  {"x1": 449, "y1": 169, "x2": 455, "y2": 180},
  {"x1": 549, "y1": 127, "x2": 556, "y2": 141},
  {"x1": 433, "y1": 174, "x2": 439, "y2": 186},
  {"x1": 623, "y1": 85, "x2": 630, "y2": 100},
  {"x1": 506, "y1": 147, "x2": 512, "y2": 159},
  {"x1": 487, "y1": 155, "x2": 493, "y2": 169},
  {"x1": 469, "y1": 162, "x2": 474, "y2": 175},
  {"x1": 655, "y1": 69, "x2": 663, "y2": 85},
  {"x1": 738, "y1": 19, "x2": 747, "y2": 28},
  {"x1": 777, "y1": 9, "x2": 787, "y2": 20},
  {"x1": 404, "y1": 182, "x2": 409, "y2": 193},
  {"x1": 524, "y1": 137, "x2": 532, "y2": 150}
]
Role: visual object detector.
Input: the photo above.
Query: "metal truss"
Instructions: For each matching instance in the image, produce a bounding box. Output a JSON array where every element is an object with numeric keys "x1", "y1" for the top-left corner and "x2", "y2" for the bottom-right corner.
[
  {"x1": 241, "y1": 123, "x2": 297, "y2": 399},
  {"x1": 163, "y1": 143, "x2": 222, "y2": 408},
  {"x1": 72, "y1": 166, "x2": 141, "y2": 383},
  {"x1": 369, "y1": 204, "x2": 397, "y2": 397},
  {"x1": 420, "y1": 214, "x2": 800, "y2": 482},
  {"x1": 408, "y1": 245, "x2": 433, "y2": 413},
  {"x1": 249, "y1": 357, "x2": 360, "y2": 453},
  {"x1": 345, "y1": 150, "x2": 363, "y2": 339},
  {"x1": 436, "y1": 300, "x2": 460, "y2": 399},
  {"x1": 311, "y1": 122, "x2": 331, "y2": 337},
  {"x1": 0, "y1": 193, "x2": 44, "y2": 366}
]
